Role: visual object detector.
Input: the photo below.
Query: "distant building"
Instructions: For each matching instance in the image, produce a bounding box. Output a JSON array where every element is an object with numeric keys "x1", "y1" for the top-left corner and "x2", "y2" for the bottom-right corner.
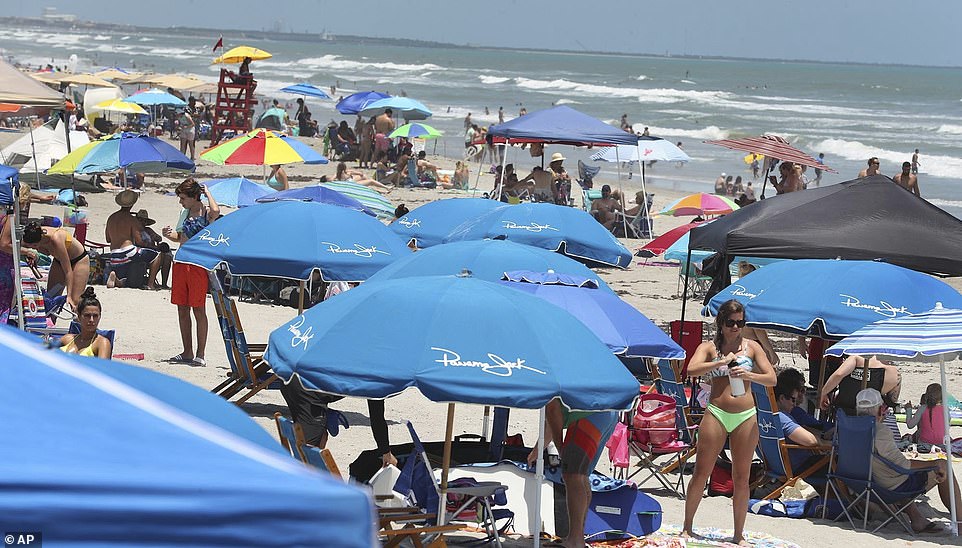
[{"x1": 42, "y1": 8, "x2": 78, "y2": 22}]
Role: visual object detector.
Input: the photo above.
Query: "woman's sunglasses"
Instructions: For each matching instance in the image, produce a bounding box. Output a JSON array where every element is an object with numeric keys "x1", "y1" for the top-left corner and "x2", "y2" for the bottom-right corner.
[{"x1": 724, "y1": 319, "x2": 747, "y2": 328}]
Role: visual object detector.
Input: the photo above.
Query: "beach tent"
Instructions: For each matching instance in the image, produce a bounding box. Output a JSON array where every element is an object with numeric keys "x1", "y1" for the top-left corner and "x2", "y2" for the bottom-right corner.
[
  {"x1": 0, "y1": 58, "x2": 65, "y2": 108},
  {"x1": 0, "y1": 120, "x2": 90, "y2": 173},
  {"x1": 0, "y1": 326, "x2": 375, "y2": 546},
  {"x1": 681, "y1": 175, "x2": 962, "y2": 320}
]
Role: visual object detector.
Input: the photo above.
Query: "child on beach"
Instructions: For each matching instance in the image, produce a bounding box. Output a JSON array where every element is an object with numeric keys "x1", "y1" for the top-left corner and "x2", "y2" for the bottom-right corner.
[{"x1": 906, "y1": 383, "x2": 948, "y2": 450}]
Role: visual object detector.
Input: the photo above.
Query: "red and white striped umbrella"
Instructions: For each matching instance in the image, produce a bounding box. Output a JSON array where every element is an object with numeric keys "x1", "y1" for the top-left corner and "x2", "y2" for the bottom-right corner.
[{"x1": 704, "y1": 134, "x2": 835, "y2": 173}]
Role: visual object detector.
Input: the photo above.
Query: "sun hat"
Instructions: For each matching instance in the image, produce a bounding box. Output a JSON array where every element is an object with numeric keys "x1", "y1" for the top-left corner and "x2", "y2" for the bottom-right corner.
[
  {"x1": 856, "y1": 388, "x2": 883, "y2": 413},
  {"x1": 115, "y1": 189, "x2": 139, "y2": 208},
  {"x1": 133, "y1": 209, "x2": 155, "y2": 226},
  {"x1": 550, "y1": 152, "x2": 566, "y2": 163}
]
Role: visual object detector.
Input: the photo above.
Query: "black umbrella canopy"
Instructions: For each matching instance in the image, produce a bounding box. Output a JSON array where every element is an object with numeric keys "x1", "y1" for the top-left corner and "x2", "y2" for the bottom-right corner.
[{"x1": 689, "y1": 175, "x2": 962, "y2": 277}]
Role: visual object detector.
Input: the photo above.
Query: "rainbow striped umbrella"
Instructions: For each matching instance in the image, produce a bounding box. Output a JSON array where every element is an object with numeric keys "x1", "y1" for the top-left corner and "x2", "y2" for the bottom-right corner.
[
  {"x1": 200, "y1": 129, "x2": 327, "y2": 166},
  {"x1": 389, "y1": 123, "x2": 442, "y2": 140},
  {"x1": 658, "y1": 192, "x2": 739, "y2": 217}
]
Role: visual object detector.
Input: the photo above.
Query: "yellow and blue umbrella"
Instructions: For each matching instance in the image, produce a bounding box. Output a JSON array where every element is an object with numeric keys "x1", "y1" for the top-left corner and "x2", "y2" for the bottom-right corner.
[
  {"x1": 123, "y1": 88, "x2": 186, "y2": 107},
  {"x1": 47, "y1": 132, "x2": 194, "y2": 175},
  {"x1": 94, "y1": 99, "x2": 147, "y2": 115},
  {"x1": 389, "y1": 123, "x2": 442, "y2": 140}
]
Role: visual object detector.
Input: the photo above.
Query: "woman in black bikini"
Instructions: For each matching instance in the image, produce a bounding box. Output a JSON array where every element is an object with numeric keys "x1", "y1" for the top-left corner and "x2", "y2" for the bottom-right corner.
[{"x1": 21, "y1": 221, "x2": 89, "y2": 311}]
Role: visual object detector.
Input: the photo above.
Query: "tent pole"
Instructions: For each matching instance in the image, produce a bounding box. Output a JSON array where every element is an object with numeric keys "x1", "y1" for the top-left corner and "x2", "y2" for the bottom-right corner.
[
  {"x1": 640, "y1": 154, "x2": 651, "y2": 238},
  {"x1": 9, "y1": 178, "x2": 24, "y2": 330},
  {"x1": 615, "y1": 147, "x2": 628, "y2": 238},
  {"x1": 28, "y1": 121, "x2": 41, "y2": 192},
  {"x1": 439, "y1": 403, "x2": 456, "y2": 526},
  {"x1": 495, "y1": 141, "x2": 507, "y2": 202},
  {"x1": 62, "y1": 110, "x2": 76, "y2": 205},
  {"x1": 677, "y1": 248, "x2": 692, "y2": 344},
  {"x1": 481, "y1": 405, "x2": 490, "y2": 441},
  {"x1": 941, "y1": 355, "x2": 958, "y2": 536},
  {"x1": 533, "y1": 405, "x2": 546, "y2": 548}
]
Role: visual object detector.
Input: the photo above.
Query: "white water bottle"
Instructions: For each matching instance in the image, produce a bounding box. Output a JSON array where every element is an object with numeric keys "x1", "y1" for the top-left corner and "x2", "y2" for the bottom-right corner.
[{"x1": 729, "y1": 356, "x2": 751, "y2": 397}]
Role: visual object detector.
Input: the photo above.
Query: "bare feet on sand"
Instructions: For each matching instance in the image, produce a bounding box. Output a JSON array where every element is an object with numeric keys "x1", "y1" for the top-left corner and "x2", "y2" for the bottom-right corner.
[{"x1": 106, "y1": 271, "x2": 117, "y2": 288}]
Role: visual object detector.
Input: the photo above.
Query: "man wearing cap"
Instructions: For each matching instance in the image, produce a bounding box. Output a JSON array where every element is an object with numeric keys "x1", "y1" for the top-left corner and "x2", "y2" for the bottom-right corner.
[
  {"x1": 549, "y1": 152, "x2": 571, "y2": 205},
  {"x1": 104, "y1": 190, "x2": 161, "y2": 290},
  {"x1": 857, "y1": 388, "x2": 961, "y2": 534}
]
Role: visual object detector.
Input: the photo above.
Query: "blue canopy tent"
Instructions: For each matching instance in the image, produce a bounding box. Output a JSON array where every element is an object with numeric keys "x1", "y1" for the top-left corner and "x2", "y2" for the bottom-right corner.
[
  {"x1": 0, "y1": 325, "x2": 375, "y2": 547},
  {"x1": 486, "y1": 106, "x2": 641, "y2": 235}
]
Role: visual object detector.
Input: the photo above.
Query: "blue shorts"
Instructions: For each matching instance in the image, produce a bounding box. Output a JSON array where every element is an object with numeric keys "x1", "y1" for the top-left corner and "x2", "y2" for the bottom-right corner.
[{"x1": 106, "y1": 246, "x2": 158, "y2": 279}]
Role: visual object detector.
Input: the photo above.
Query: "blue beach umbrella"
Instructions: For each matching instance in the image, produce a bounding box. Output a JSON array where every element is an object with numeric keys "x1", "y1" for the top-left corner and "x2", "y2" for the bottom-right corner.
[
  {"x1": 335, "y1": 91, "x2": 390, "y2": 115},
  {"x1": 123, "y1": 88, "x2": 187, "y2": 106},
  {"x1": 500, "y1": 270, "x2": 685, "y2": 359},
  {"x1": 704, "y1": 259, "x2": 962, "y2": 338},
  {"x1": 390, "y1": 198, "x2": 504, "y2": 248},
  {"x1": 824, "y1": 303, "x2": 962, "y2": 535},
  {"x1": 0, "y1": 325, "x2": 374, "y2": 547},
  {"x1": 265, "y1": 274, "x2": 639, "y2": 411},
  {"x1": 204, "y1": 177, "x2": 275, "y2": 207},
  {"x1": 444, "y1": 202, "x2": 633, "y2": 269},
  {"x1": 255, "y1": 184, "x2": 376, "y2": 217},
  {"x1": 358, "y1": 96, "x2": 432, "y2": 120},
  {"x1": 280, "y1": 83, "x2": 332, "y2": 100},
  {"x1": 321, "y1": 180, "x2": 394, "y2": 219},
  {"x1": 174, "y1": 201, "x2": 410, "y2": 281},
  {"x1": 365, "y1": 239, "x2": 612, "y2": 291},
  {"x1": 47, "y1": 132, "x2": 194, "y2": 174}
]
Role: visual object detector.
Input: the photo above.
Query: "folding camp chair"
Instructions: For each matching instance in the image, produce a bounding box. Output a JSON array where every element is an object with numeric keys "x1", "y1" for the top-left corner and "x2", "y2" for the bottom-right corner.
[
  {"x1": 822, "y1": 410, "x2": 938, "y2": 535},
  {"x1": 752, "y1": 383, "x2": 831, "y2": 500},
  {"x1": 273, "y1": 412, "x2": 307, "y2": 461},
  {"x1": 649, "y1": 359, "x2": 699, "y2": 481},
  {"x1": 677, "y1": 260, "x2": 712, "y2": 298},
  {"x1": 625, "y1": 391, "x2": 692, "y2": 499},
  {"x1": 577, "y1": 159, "x2": 600, "y2": 190},
  {"x1": 581, "y1": 188, "x2": 602, "y2": 213},
  {"x1": 208, "y1": 272, "x2": 279, "y2": 404}
]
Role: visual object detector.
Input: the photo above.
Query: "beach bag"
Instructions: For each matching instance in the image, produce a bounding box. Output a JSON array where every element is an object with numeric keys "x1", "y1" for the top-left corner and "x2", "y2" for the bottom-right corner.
[
  {"x1": 708, "y1": 455, "x2": 734, "y2": 497},
  {"x1": 19, "y1": 277, "x2": 47, "y2": 329},
  {"x1": 631, "y1": 394, "x2": 677, "y2": 446},
  {"x1": 605, "y1": 421, "x2": 630, "y2": 469}
]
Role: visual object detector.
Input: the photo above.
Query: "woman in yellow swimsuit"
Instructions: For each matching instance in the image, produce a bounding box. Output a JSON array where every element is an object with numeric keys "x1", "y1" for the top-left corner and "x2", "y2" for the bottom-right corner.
[
  {"x1": 60, "y1": 287, "x2": 111, "y2": 358},
  {"x1": 683, "y1": 299, "x2": 775, "y2": 546}
]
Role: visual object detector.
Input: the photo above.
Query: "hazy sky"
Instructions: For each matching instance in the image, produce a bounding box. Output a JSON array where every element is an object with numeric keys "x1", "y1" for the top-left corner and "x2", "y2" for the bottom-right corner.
[{"x1": 9, "y1": 0, "x2": 962, "y2": 67}]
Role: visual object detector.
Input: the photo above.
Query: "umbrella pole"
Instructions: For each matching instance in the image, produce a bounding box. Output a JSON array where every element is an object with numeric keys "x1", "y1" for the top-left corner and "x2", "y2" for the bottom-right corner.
[
  {"x1": 297, "y1": 280, "x2": 305, "y2": 314},
  {"x1": 439, "y1": 403, "x2": 456, "y2": 525},
  {"x1": 677, "y1": 249, "x2": 692, "y2": 344},
  {"x1": 640, "y1": 156, "x2": 651, "y2": 239},
  {"x1": 9, "y1": 180, "x2": 24, "y2": 330},
  {"x1": 615, "y1": 147, "x2": 627, "y2": 237},
  {"x1": 940, "y1": 355, "x2": 959, "y2": 536},
  {"x1": 481, "y1": 405, "x2": 490, "y2": 441},
  {"x1": 533, "y1": 406, "x2": 546, "y2": 548},
  {"x1": 28, "y1": 122, "x2": 42, "y2": 193},
  {"x1": 61, "y1": 111, "x2": 76, "y2": 205}
]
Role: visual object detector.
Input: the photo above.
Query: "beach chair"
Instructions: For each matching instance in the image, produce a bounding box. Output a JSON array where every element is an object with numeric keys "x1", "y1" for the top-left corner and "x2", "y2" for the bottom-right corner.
[
  {"x1": 625, "y1": 390, "x2": 692, "y2": 499},
  {"x1": 752, "y1": 383, "x2": 831, "y2": 500},
  {"x1": 65, "y1": 320, "x2": 115, "y2": 360},
  {"x1": 208, "y1": 273, "x2": 279, "y2": 404},
  {"x1": 677, "y1": 260, "x2": 712, "y2": 298},
  {"x1": 651, "y1": 359, "x2": 699, "y2": 477},
  {"x1": 577, "y1": 159, "x2": 600, "y2": 190},
  {"x1": 273, "y1": 412, "x2": 307, "y2": 461},
  {"x1": 581, "y1": 188, "x2": 602, "y2": 213},
  {"x1": 822, "y1": 410, "x2": 938, "y2": 535}
]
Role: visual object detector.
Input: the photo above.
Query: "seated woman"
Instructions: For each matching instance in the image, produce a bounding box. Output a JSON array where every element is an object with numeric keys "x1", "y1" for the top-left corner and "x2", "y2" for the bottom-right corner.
[
  {"x1": 266, "y1": 164, "x2": 289, "y2": 191},
  {"x1": 441, "y1": 160, "x2": 470, "y2": 190},
  {"x1": 60, "y1": 287, "x2": 112, "y2": 358},
  {"x1": 335, "y1": 162, "x2": 391, "y2": 193},
  {"x1": 820, "y1": 354, "x2": 901, "y2": 417},
  {"x1": 21, "y1": 221, "x2": 90, "y2": 312}
]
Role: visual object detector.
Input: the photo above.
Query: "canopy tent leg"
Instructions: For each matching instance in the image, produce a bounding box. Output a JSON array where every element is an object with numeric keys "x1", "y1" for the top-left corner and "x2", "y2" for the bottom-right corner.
[
  {"x1": 494, "y1": 141, "x2": 509, "y2": 202},
  {"x1": 615, "y1": 147, "x2": 628, "y2": 238},
  {"x1": 639, "y1": 154, "x2": 651, "y2": 239},
  {"x1": 481, "y1": 405, "x2": 490, "y2": 441},
  {"x1": 941, "y1": 356, "x2": 959, "y2": 536},
  {"x1": 8, "y1": 179, "x2": 24, "y2": 330},
  {"x1": 297, "y1": 280, "x2": 305, "y2": 314}
]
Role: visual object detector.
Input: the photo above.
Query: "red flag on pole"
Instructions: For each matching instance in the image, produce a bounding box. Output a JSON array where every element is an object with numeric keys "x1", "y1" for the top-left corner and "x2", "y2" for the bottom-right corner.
[{"x1": 212, "y1": 36, "x2": 224, "y2": 52}]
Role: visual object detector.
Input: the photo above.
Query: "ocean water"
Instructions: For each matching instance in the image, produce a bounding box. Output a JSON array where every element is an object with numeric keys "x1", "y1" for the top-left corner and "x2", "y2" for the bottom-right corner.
[{"x1": 3, "y1": 25, "x2": 962, "y2": 215}]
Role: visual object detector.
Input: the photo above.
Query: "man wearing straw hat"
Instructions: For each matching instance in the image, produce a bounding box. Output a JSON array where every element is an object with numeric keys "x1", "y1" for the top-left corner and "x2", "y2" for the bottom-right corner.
[
  {"x1": 549, "y1": 152, "x2": 571, "y2": 205},
  {"x1": 104, "y1": 190, "x2": 161, "y2": 290}
]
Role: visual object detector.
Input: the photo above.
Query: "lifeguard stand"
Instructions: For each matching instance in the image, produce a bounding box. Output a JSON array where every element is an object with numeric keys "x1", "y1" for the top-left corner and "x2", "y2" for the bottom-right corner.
[{"x1": 210, "y1": 68, "x2": 257, "y2": 145}]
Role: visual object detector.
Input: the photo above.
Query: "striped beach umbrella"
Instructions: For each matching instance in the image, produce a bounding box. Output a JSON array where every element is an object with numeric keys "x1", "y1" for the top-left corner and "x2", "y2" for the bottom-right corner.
[
  {"x1": 200, "y1": 129, "x2": 327, "y2": 166},
  {"x1": 321, "y1": 180, "x2": 394, "y2": 219},
  {"x1": 825, "y1": 303, "x2": 962, "y2": 536},
  {"x1": 389, "y1": 123, "x2": 442, "y2": 140},
  {"x1": 658, "y1": 192, "x2": 739, "y2": 217},
  {"x1": 48, "y1": 132, "x2": 193, "y2": 175}
]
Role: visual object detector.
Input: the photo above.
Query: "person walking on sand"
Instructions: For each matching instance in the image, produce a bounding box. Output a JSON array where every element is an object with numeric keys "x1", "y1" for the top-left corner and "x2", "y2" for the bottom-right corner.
[
  {"x1": 682, "y1": 299, "x2": 776, "y2": 546},
  {"x1": 893, "y1": 161, "x2": 921, "y2": 197},
  {"x1": 162, "y1": 178, "x2": 219, "y2": 367},
  {"x1": 858, "y1": 157, "x2": 881, "y2": 178},
  {"x1": 912, "y1": 148, "x2": 921, "y2": 174},
  {"x1": 813, "y1": 153, "x2": 825, "y2": 187}
]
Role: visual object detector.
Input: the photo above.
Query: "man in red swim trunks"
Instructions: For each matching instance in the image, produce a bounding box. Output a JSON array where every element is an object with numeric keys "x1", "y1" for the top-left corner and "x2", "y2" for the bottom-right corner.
[{"x1": 531, "y1": 399, "x2": 618, "y2": 548}]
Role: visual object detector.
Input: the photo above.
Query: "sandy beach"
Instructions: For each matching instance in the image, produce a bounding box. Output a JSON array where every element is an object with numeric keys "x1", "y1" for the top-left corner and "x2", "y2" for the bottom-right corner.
[{"x1": 9, "y1": 126, "x2": 962, "y2": 548}]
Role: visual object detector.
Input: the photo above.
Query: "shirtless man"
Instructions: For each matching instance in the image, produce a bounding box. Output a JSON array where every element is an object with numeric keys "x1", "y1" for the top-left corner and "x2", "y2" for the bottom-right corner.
[
  {"x1": 893, "y1": 161, "x2": 921, "y2": 197},
  {"x1": 415, "y1": 150, "x2": 440, "y2": 181},
  {"x1": 589, "y1": 185, "x2": 623, "y2": 231},
  {"x1": 518, "y1": 166, "x2": 553, "y2": 202},
  {"x1": 911, "y1": 149, "x2": 921, "y2": 174},
  {"x1": 104, "y1": 190, "x2": 161, "y2": 289},
  {"x1": 374, "y1": 108, "x2": 395, "y2": 135},
  {"x1": 858, "y1": 157, "x2": 881, "y2": 178}
]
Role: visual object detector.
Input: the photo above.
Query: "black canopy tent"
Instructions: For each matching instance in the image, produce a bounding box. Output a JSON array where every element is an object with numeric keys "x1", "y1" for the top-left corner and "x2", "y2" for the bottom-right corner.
[{"x1": 679, "y1": 175, "x2": 962, "y2": 327}]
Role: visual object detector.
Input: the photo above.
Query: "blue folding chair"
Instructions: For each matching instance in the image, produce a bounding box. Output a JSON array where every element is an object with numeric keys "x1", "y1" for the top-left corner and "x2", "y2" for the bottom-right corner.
[
  {"x1": 272, "y1": 412, "x2": 306, "y2": 461},
  {"x1": 822, "y1": 410, "x2": 938, "y2": 534},
  {"x1": 66, "y1": 321, "x2": 115, "y2": 359},
  {"x1": 752, "y1": 383, "x2": 830, "y2": 500}
]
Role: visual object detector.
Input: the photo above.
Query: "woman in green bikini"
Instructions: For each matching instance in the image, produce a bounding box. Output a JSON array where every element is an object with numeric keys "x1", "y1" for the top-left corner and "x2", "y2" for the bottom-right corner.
[{"x1": 682, "y1": 299, "x2": 775, "y2": 546}]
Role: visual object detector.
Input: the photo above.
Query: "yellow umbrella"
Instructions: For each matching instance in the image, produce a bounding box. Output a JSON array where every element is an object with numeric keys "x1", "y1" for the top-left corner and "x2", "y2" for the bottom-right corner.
[
  {"x1": 94, "y1": 98, "x2": 148, "y2": 114},
  {"x1": 212, "y1": 46, "x2": 272, "y2": 64},
  {"x1": 743, "y1": 153, "x2": 764, "y2": 164}
]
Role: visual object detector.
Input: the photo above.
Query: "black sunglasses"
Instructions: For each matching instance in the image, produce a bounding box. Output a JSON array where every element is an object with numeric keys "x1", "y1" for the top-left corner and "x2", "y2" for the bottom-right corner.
[{"x1": 724, "y1": 319, "x2": 747, "y2": 328}]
